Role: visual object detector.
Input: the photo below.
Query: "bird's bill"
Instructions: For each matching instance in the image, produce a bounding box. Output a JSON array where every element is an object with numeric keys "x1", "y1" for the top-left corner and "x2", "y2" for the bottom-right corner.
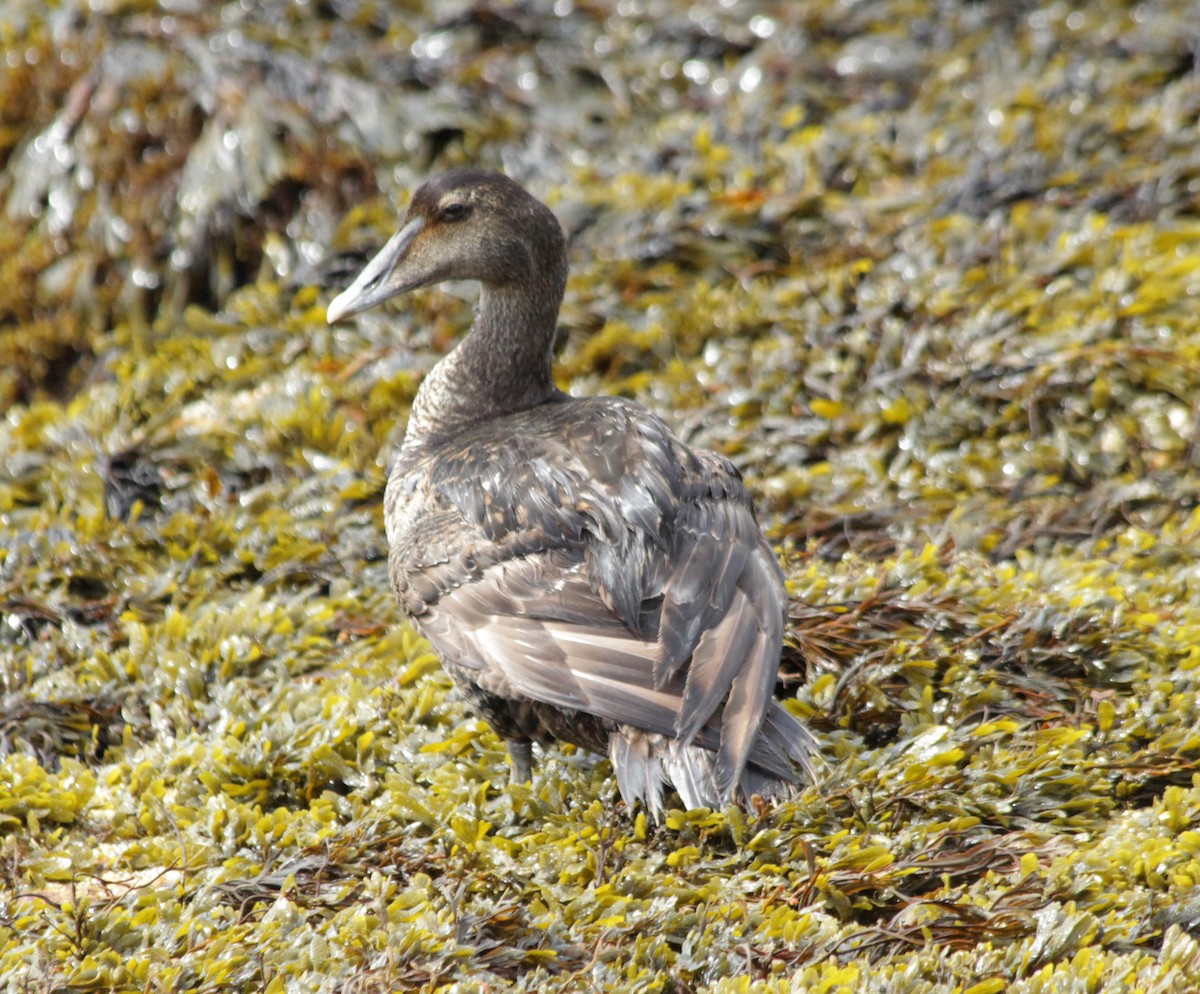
[{"x1": 326, "y1": 215, "x2": 426, "y2": 323}]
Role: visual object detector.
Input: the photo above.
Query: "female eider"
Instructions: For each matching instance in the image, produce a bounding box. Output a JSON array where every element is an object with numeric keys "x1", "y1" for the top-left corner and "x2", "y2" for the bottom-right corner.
[{"x1": 327, "y1": 168, "x2": 818, "y2": 817}]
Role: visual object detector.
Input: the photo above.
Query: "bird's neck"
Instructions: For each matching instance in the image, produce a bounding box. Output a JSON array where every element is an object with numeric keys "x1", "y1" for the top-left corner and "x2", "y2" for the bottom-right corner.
[{"x1": 405, "y1": 278, "x2": 565, "y2": 442}]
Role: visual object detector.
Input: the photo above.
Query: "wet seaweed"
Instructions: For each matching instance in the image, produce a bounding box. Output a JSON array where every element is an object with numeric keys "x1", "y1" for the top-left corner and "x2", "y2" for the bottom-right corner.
[{"x1": 3, "y1": 0, "x2": 1200, "y2": 991}]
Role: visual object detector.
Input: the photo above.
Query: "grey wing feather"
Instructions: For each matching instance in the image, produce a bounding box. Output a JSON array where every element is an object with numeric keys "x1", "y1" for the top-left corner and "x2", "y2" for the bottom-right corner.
[
  {"x1": 426, "y1": 558, "x2": 694, "y2": 739},
  {"x1": 674, "y1": 585, "x2": 760, "y2": 748}
]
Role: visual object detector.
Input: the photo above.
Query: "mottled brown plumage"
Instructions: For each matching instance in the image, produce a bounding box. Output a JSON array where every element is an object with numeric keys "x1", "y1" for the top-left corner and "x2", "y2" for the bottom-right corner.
[{"x1": 328, "y1": 168, "x2": 817, "y2": 816}]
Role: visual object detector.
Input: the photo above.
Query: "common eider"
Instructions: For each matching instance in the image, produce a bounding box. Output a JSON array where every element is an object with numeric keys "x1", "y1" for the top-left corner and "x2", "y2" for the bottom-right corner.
[{"x1": 327, "y1": 168, "x2": 818, "y2": 817}]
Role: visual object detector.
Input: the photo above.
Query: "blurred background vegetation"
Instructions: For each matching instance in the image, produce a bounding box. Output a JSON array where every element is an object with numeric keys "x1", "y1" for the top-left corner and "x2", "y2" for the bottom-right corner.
[{"x1": 2, "y1": 1, "x2": 1199, "y2": 991}]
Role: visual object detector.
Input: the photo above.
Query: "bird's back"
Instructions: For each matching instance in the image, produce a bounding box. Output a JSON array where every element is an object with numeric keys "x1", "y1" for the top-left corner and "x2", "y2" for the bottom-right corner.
[{"x1": 384, "y1": 394, "x2": 817, "y2": 816}]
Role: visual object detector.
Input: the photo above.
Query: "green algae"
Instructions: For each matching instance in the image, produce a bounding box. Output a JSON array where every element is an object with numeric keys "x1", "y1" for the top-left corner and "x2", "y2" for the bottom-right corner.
[{"x1": 3, "y1": 0, "x2": 1200, "y2": 991}]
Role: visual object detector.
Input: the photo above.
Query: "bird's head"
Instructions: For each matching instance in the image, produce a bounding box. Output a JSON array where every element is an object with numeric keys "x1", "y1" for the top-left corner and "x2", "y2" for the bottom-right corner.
[{"x1": 327, "y1": 168, "x2": 566, "y2": 323}]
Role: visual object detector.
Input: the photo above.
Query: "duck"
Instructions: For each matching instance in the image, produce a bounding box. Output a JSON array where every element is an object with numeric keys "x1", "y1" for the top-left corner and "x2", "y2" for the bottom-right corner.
[{"x1": 327, "y1": 167, "x2": 818, "y2": 817}]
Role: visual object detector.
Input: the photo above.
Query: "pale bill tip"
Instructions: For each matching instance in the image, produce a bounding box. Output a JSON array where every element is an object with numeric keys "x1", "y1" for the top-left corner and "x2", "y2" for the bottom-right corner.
[{"x1": 326, "y1": 288, "x2": 354, "y2": 325}]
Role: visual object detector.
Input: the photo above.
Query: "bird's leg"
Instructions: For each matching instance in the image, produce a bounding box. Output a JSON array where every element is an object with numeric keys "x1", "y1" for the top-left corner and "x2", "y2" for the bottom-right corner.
[{"x1": 507, "y1": 740, "x2": 533, "y2": 784}]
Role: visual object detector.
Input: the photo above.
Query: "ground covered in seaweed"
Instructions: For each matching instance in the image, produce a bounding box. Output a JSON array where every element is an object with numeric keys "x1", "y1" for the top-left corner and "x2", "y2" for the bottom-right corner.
[{"x1": 2, "y1": 1, "x2": 1200, "y2": 991}]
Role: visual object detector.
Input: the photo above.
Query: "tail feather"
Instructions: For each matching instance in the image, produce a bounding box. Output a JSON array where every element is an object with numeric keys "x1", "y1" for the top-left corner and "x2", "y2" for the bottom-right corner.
[
  {"x1": 609, "y1": 707, "x2": 822, "y2": 820},
  {"x1": 609, "y1": 730, "x2": 667, "y2": 821},
  {"x1": 663, "y1": 744, "x2": 720, "y2": 811},
  {"x1": 746, "y1": 702, "x2": 823, "y2": 782}
]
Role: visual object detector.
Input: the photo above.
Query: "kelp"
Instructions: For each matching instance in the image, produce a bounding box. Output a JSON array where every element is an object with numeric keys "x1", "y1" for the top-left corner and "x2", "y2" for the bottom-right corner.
[{"x1": 2, "y1": 0, "x2": 1200, "y2": 991}]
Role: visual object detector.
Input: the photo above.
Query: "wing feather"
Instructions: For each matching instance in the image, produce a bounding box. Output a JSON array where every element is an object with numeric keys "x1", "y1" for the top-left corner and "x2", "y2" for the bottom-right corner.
[
  {"x1": 388, "y1": 395, "x2": 816, "y2": 811},
  {"x1": 674, "y1": 586, "x2": 759, "y2": 749},
  {"x1": 432, "y1": 567, "x2": 690, "y2": 741}
]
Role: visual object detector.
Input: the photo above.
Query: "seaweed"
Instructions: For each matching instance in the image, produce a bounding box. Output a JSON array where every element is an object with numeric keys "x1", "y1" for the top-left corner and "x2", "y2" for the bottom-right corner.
[{"x1": 3, "y1": 0, "x2": 1200, "y2": 991}]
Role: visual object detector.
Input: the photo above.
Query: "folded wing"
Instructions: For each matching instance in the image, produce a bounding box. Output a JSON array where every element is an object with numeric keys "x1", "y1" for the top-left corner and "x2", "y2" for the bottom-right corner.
[{"x1": 390, "y1": 397, "x2": 819, "y2": 813}]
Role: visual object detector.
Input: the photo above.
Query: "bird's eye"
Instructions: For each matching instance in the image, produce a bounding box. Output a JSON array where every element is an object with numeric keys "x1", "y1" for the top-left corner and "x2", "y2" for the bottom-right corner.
[{"x1": 441, "y1": 202, "x2": 469, "y2": 221}]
